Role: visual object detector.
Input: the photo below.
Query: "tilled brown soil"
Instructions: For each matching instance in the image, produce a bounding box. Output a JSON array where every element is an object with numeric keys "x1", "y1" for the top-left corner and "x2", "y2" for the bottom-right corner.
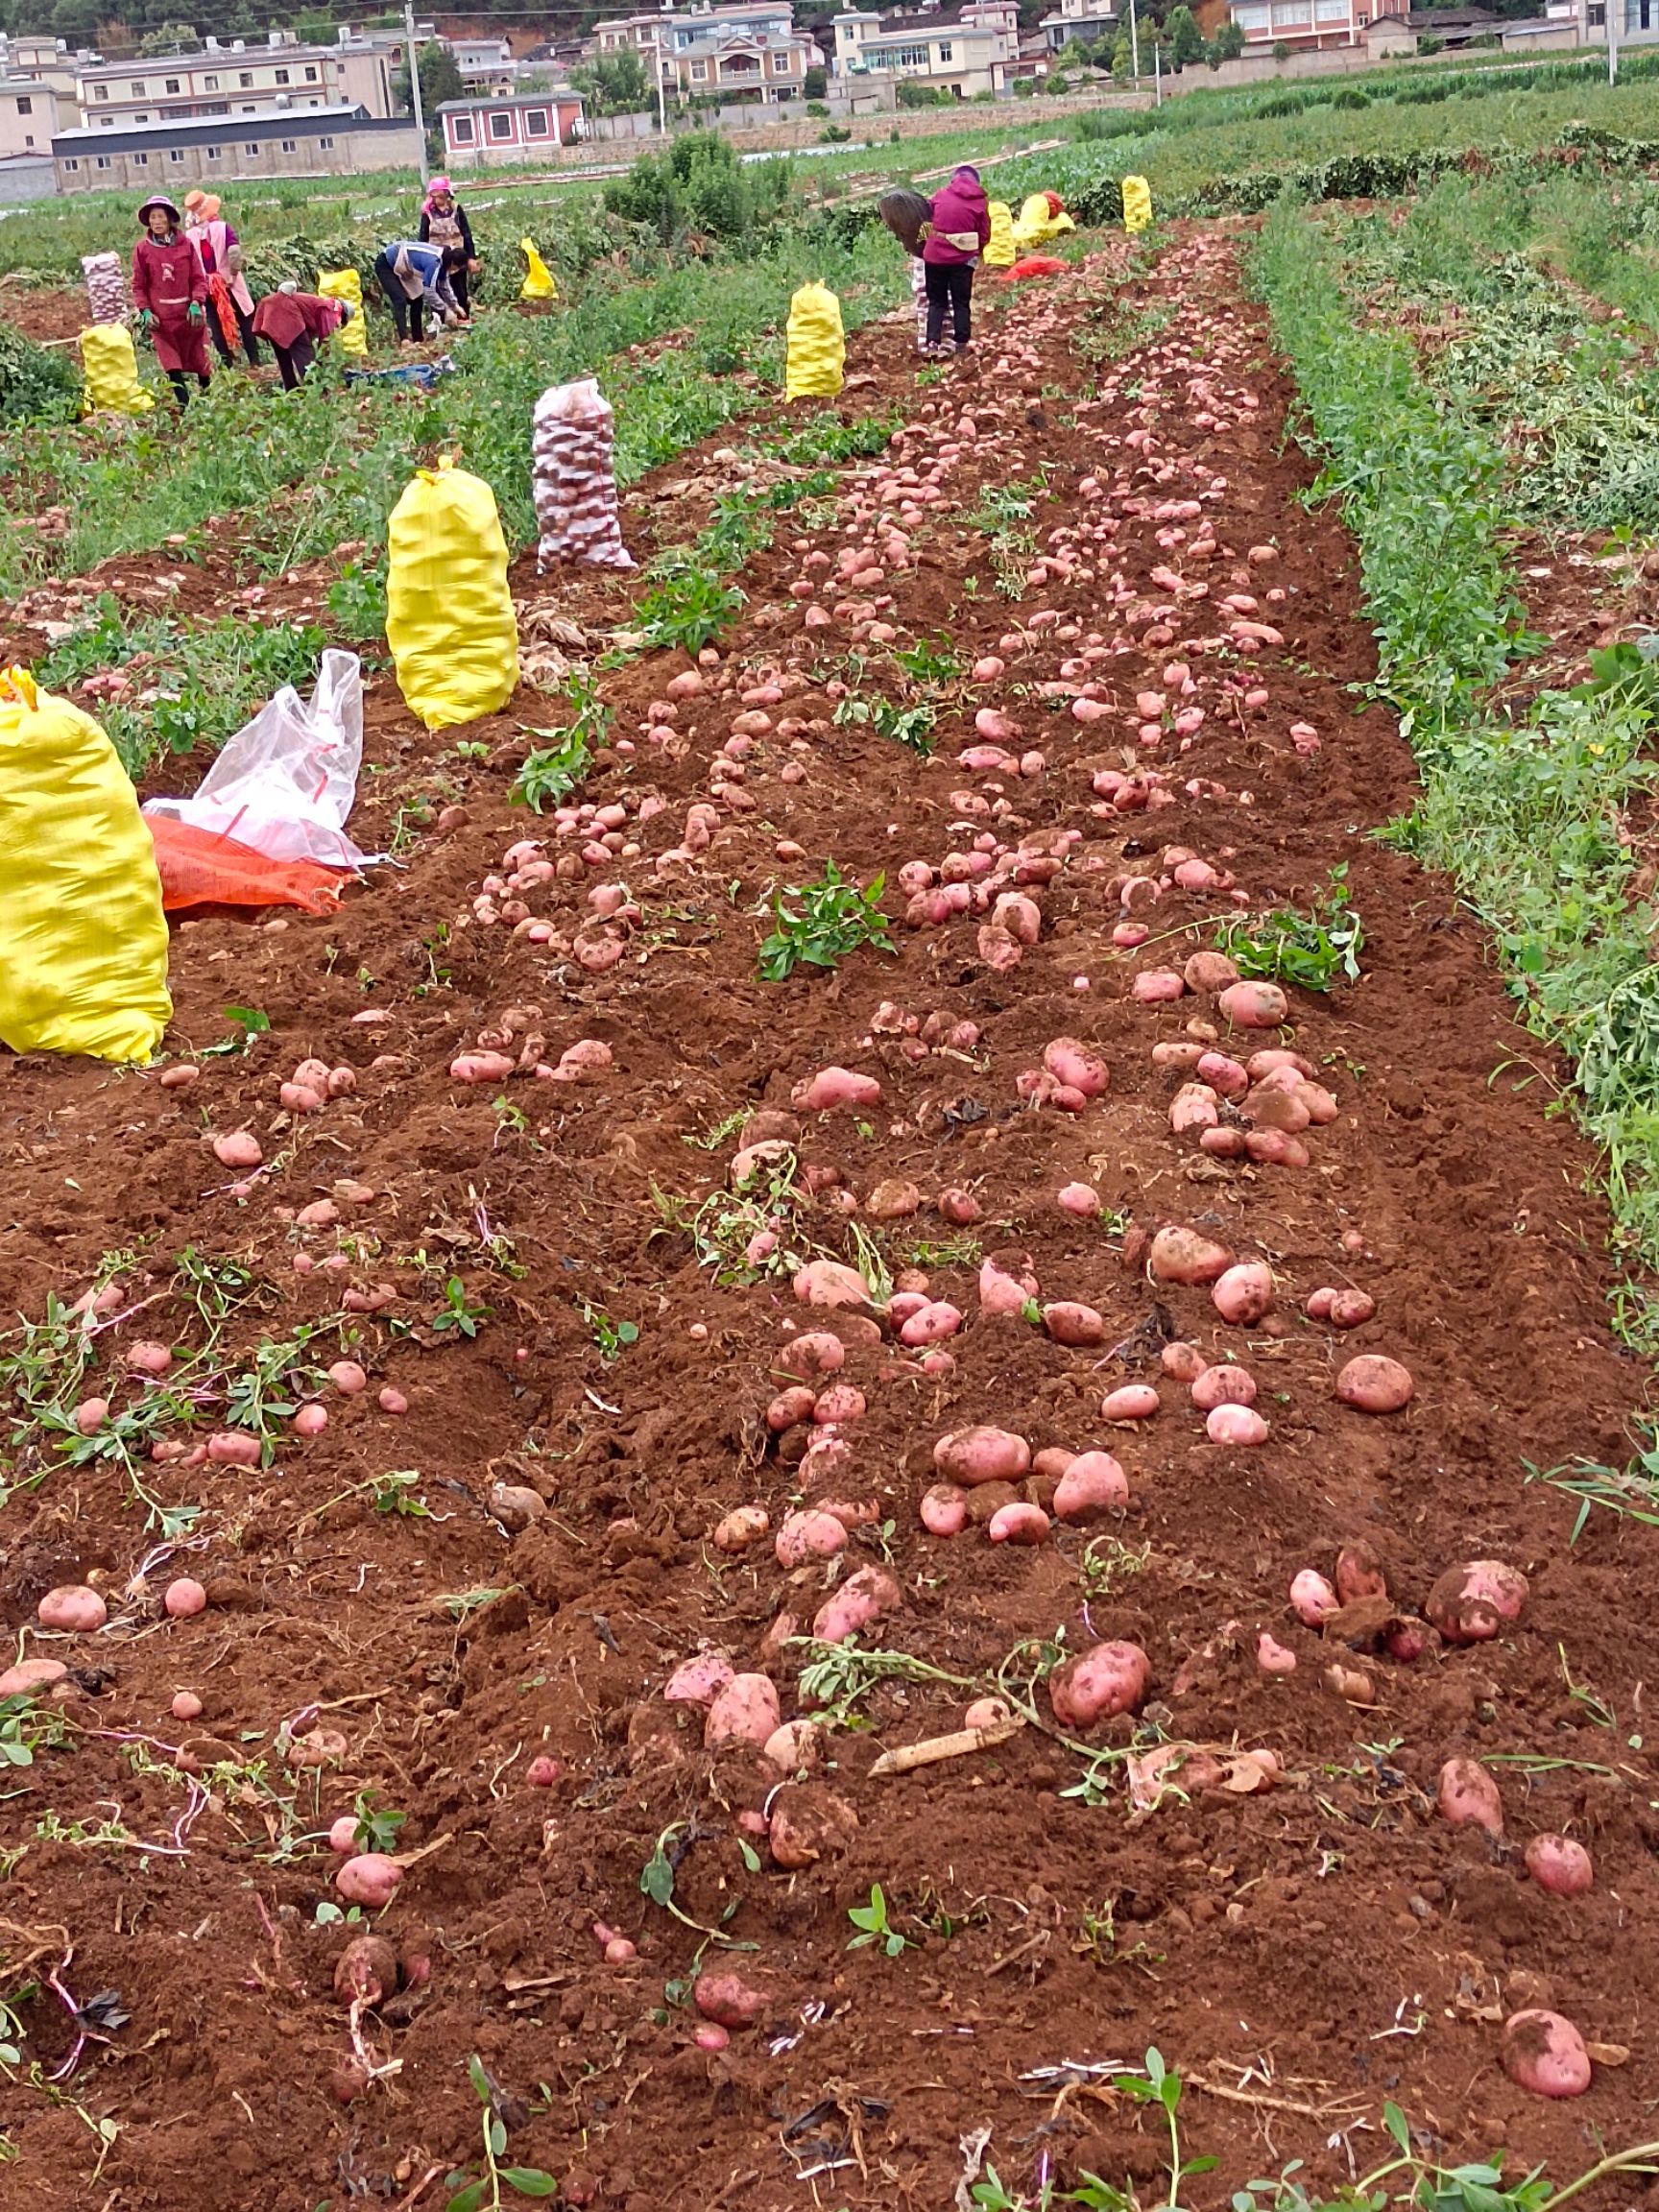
[{"x1": 2, "y1": 228, "x2": 1658, "y2": 2212}]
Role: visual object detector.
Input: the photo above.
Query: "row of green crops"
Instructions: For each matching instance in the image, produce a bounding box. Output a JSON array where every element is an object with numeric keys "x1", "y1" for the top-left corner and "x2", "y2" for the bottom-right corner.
[
  {"x1": 1252, "y1": 200, "x2": 1659, "y2": 1347},
  {"x1": 0, "y1": 219, "x2": 902, "y2": 600},
  {"x1": 1314, "y1": 176, "x2": 1659, "y2": 530}
]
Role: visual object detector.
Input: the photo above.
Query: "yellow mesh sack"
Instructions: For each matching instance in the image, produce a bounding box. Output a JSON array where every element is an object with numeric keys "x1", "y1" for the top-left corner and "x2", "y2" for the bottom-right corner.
[
  {"x1": 1122, "y1": 176, "x2": 1153, "y2": 235},
  {"x1": 520, "y1": 238, "x2": 559, "y2": 301},
  {"x1": 385, "y1": 457, "x2": 518, "y2": 732},
  {"x1": 80, "y1": 324, "x2": 154, "y2": 415},
  {"x1": 1011, "y1": 192, "x2": 1075, "y2": 251},
  {"x1": 984, "y1": 201, "x2": 1017, "y2": 269},
  {"x1": 784, "y1": 279, "x2": 845, "y2": 402},
  {"x1": 317, "y1": 268, "x2": 368, "y2": 357},
  {"x1": 0, "y1": 668, "x2": 171, "y2": 1062}
]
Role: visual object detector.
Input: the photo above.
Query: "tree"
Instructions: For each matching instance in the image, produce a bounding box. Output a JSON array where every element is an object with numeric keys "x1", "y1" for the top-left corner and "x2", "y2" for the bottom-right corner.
[
  {"x1": 394, "y1": 38, "x2": 463, "y2": 157},
  {"x1": 1211, "y1": 16, "x2": 1244, "y2": 56},
  {"x1": 803, "y1": 60, "x2": 827, "y2": 96},
  {"x1": 136, "y1": 18, "x2": 197, "y2": 53},
  {"x1": 571, "y1": 46, "x2": 653, "y2": 114},
  {"x1": 1109, "y1": 25, "x2": 1133, "y2": 76},
  {"x1": 1164, "y1": 4, "x2": 1205, "y2": 65}
]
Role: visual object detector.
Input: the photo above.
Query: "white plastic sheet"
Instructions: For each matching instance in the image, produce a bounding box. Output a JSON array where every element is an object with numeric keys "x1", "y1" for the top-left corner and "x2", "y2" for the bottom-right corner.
[{"x1": 142, "y1": 648, "x2": 375, "y2": 869}]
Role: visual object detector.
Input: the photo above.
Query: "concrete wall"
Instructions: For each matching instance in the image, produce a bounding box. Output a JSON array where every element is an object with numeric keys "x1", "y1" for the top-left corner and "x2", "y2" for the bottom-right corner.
[
  {"x1": 0, "y1": 150, "x2": 57, "y2": 199},
  {"x1": 56, "y1": 119, "x2": 422, "y2": 192}
]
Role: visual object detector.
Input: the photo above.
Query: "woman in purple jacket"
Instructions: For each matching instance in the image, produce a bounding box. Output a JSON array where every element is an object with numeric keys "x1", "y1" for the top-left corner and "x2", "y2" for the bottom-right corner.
[{"x1": 922, "y1": 165, "x2": 991, "y2": 354}]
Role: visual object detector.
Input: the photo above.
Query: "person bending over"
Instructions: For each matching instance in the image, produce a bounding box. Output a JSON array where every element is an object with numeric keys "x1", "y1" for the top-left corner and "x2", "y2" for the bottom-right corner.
[{"x1": 373, "y1": 238, "x2": 461, "y2": 346}]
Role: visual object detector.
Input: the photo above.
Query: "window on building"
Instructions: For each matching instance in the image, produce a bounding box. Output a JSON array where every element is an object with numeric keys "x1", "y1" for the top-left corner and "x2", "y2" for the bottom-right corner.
[
  {"x1": 204, "y1": 72, "x2": 218, "y2": 87},
  {"x1": 488, "y1": 108, "x2": 513, "y2": 136},
  {"x1": 169, "y1": 146, "x2": 184, "y2": 159},
  {"x1": 63, "y1": 156, "x2": 79, "y2": 168},
  {"x1": 1236, "y1": 4, "x2": 1271, "y2": 25},
  {"x1": 1314, "y1": 0, "x2": 1347, "y2": 16},
  {"x1": 1270, "y1": 0, "x2": 1310, "y2": 19},
  {"x1": 164, "y1": 76, "x2": 180, "y2": 90},
  {"x1": 132, "y1": 149, "x2": 147, "y2": 162},
  {"x1": 95, "y1": 153, "x2": 109, "y2": 166},
  {"x1": 524, "y1": 105, "x2": 550, "y2": 132},
  {"x1": 280, "y1": 135, "x2": 296, "y2": 149},
  {"x1": 245, "y1": 139, "x2": 259, "y2": 152},
  {"x1": 23, "y1": 132, "x2": 33, "y2": 145},
  {"x1": 690, "y1": 56, "x2": 708, "y2": 74},
  {"x1": 239, "y1": 71, "x2": 252, "y2": 85},
  {"x1": 129, "y1": 78, "x2": 145, "y2": 93},
  {"x1": 304, "y1": 63, "x2": 318, "y2": 79},
  {"x1": 275, "y1": 66, "x2": 290, "y2": 82},
  {"x1": 93, "y1": 84, "x2": 108, "y2": 98},
  {"x1": 205, "y1": 143, "x2": 221, "y2": 157},
  {"x1": 938, "y1": 38, "x2": 953, "y2": 56},
  {"x1": 319, "y1": 132, "x2": 334, "y2": 146},
  {"x1": 451, "y1": 113, "x2": 475, "y2": 140},
  {"x1": 16, "y1": 94, "x2": 32, "y2": 112}
]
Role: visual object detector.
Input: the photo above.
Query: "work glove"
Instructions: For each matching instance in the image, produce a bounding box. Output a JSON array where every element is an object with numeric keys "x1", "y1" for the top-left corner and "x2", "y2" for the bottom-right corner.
[
  {"x1": 134, "y1": 308, "x2": 154, "y2": 335},
  {"x1": 187, "y1": 301, "x2": 204, "y2": 325}
]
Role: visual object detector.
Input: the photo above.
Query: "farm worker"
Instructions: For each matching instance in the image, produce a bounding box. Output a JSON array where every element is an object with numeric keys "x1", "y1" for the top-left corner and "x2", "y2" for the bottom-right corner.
[
  {"x1": 419, "y1": 175, "x2": 479, "y2": 322},
  {"x1": 131, "y1": 195, "x2": 211, "y2": 405},
  {"x1": 182, "y1": 189, "x2": 261, "y2": 369},
  {"x1": 251, "y1": 280, "x2": 350, "y2": 391},
  {"x1": 922, "y1": 164, "x2": 991, "y2": 355},
  {"x1": 876, "y1": 189, "x2": 933, "y2": 353},
  {"x1": 373, "y1": 238, "x2": 462, "y2": 347}
]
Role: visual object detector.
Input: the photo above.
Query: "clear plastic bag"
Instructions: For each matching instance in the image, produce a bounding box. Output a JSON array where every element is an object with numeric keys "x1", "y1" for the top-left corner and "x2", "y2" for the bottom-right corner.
[
  {"x1": 143, "y1": 648, "x2": 374, "y2": 869},
  {"x1": 533, "y1": 377, "x2": 633, "y2": 570}
]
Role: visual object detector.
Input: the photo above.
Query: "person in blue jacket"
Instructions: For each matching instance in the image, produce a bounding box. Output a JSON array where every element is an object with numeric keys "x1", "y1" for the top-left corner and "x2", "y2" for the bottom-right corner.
[{"x1": 372, "y1": 238, "x2": 461, "y2": 346}]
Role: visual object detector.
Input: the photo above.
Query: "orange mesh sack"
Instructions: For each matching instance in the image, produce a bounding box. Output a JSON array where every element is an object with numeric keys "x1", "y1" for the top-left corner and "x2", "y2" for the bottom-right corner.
[{"x1": 146, "y1": 816, "x2": 350, "y2": 914}]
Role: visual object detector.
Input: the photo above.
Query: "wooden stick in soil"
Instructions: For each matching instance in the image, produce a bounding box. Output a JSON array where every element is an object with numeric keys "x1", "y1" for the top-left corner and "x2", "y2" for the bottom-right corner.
[{"x1": 868, "y1": 1716, "x2": 1025, "y2": 1777}]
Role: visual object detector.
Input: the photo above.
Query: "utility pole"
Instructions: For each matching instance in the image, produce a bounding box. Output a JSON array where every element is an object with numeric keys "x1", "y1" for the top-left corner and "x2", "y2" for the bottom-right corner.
[
  {"x1": 1153, "y1": 30, "x2": 1161, "y2": 101},
  {"x1": 1128, "y1": 0, "x2": 1141, "y2": 82},
  {"x1": 404, "y1": 0, "x2": 429, "y2": 185},
  {"x1": 1608, "y1": 0, "x2": 1619, "y2": 84}
]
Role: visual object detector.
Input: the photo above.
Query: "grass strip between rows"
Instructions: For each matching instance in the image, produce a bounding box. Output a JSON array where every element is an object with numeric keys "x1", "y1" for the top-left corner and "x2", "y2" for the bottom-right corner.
[{"x1": 1251, "y1": 200, "x2": 1659, "y2": 1353}]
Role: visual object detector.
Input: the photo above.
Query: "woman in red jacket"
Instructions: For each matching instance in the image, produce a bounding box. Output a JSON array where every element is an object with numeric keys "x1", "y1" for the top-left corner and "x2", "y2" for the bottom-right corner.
[
  {"x1": 922, "y1": 164, "x2": 991, "y2": 355},
  {"x1": 131, "y1": 196, "x2": 210, "y2": 405}
]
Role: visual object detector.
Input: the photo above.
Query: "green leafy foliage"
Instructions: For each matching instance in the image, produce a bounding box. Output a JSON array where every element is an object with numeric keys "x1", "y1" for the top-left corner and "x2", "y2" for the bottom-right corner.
[
  {"x1": 846, "y1": 1883, "x2": 910, "y2": 1957},
  {"x1": 0, "y1": 323, "x2": 79, "y2": 427},
  {"x1": 512, "y1": 728, "x2": 590, "y2": 814},
  {"x1": 636, "y1": 562, "x2": 745, "y2": 655},
  {"x1": 758, "y1": 861, "x2": 895, "y2": 981},
  {"x1": 1214, "y1": 866, "x2": 1364, "y2": 992}
]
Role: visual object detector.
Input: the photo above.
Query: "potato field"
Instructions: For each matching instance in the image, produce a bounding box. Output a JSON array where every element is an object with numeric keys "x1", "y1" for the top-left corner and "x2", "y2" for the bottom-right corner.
[{"x1": 7, "y1": 65, "x2": 1659, "y2": 2212}]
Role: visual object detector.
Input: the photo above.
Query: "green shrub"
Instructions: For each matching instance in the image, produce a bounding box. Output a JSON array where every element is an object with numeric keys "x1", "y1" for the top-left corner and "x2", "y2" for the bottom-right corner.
[{"x1": 0, "y1": 324, "x2": 79, "y2": 427}]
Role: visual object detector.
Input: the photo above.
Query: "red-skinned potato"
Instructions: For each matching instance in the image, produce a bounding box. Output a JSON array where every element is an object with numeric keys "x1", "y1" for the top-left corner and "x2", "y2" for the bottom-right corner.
[
  {"x1": 1335, "y1": 1541, "x2": 1388, "y2": 1603},
  {"x1": 1437, "y1": 1756, "x2": 1503, "y2": 1835},
  {"x1": 1306, "y1": 1286, "x2": 1337, "y2": 1321},
  {"x1": 1213, "y1": 1261, "x2": 1273, "y2": 1326},
  {"x1": 1190, "y1": 1365, "x2": 1255, "y2": 1411},
  {"x1": 1289, "y1": 1570, "x2": 1339, "y2": 1626},
  {"x1": 769, "y1": 1784, "x2": 858, "y2": 1870},
  {"x1": 1427, "y1": 1559, "x2": 1527, "y2": 1645},
  {"x1": 933, "y1": 1427, "x2": 1031, "y2": 1486},
  {"x1": 37, "y1": 1584, "x2": 108, "y2": 1632},
  {"x1": 1526, "y1": 1834, "x2": 1594, "y2": 1898},
  {"x1": 664, "y1": 1652, "x2": 735, "y2": 1707},
  {"x1": 772, "y1": 1332, "x2": 846, "y2": 1381},
  {"x1": 792, "y1": 1260, "x2": 873, "y2": 1310},
  {"x1": 792, "y1": 1066, "x2": 882, "y2": 1113},
  {"x1": 813, "y1": 1566, "x2": 901, "y2": 1645},
  {"x1": 775, "y1": 1509, "x2": 849, "y2": 1568},
  {"x1": 333, "y1": 1936, "x2": 398, "y2": 2008},
  {"x1": 1207, "y1": 1404, "x2": 1267, "y2": 1446},
  {"x1": 1049, "y1": 1642, "x2": 1149, "y2": 1728},
  {"x1": 1148, "y1": 1225, "x2": 1233, "y2": 1286},
  {"x1": 1161, "y1": 1341, "x2": 1209, "y2": 1382},
  {"x1": 714, "y1": 1505, "x2": 769, "y2": 1553},
  {"x1": 694, "y1": 1970, "x2": 767, "y2": 2030},
  {"x1": 767, "y1": 1386, "x2": 817, "y2": 1432},
  {"x1": 1043, "y1": 1038, "x2": 1110, "y2": 1097},
  {"x1": 1100, "y1": 1383, "x2": 1160, "y2": 1422},
  {"x1": 1329, "y1": 1289, "x2": 1376, "y2": 1329},
  {"x1": 705, "y1": 1673, "x2": 781, "y2": 1748},
  {"x1": 920, "y1": 1483, "x2": 970, "y2": 1536},
  {"x1": 989, "y1": 1502, "x2": 1049, "y2": 1546},
  {"x1": 1219, "y1": 980, "x2": 1287, "y2": 1029},
  {"x1": 1502, "y1": 2009, "x2": 1592, "y2": 2099},
  {"x1": 1335, "y1": 1355, "x2": 1414, "y2": 1413},
  {"x1": 335, "y1": 1853, "x2": 403, "y2": 1908},
  {"x1": 1053, "y1": 1452, "x2": 1129, "y2": 1523},
  {"x1": 1044, "y1": 1302, "x2": 1106, "y2": 1347}
]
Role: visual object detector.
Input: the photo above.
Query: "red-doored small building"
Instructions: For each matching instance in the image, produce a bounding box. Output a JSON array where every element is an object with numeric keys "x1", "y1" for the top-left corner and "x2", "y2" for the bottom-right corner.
[{"x1": 437, "y1": 88, "x2": 586, "y2": 164}]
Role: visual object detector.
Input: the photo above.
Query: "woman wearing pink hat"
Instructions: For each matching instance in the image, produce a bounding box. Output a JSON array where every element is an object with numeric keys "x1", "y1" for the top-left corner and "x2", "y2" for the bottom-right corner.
[
  {"x1": 183, "y1": 189, "x2": 261, "y2": 369},
  {"x1": 132, "y1": 195, "x2": 210, "y2": 404},
  {"x1": 418, "y1": 176, "x2": 478, "y2": 323}
]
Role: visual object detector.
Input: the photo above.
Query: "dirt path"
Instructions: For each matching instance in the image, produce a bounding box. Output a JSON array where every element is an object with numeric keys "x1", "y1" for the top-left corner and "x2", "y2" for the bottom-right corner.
[{"x1": 3, "y1": 228, "x2": 1657, "y2": 2212}]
